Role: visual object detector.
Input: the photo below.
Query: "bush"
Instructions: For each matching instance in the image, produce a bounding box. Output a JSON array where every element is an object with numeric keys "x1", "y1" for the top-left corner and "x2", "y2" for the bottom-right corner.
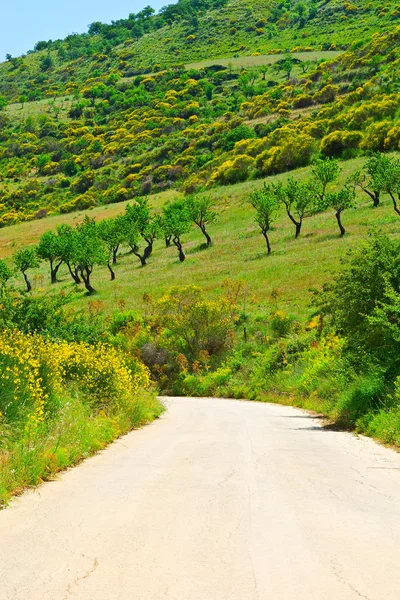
[{"x1": 320, "y1": 130, "x2": 362, "y2": 157}]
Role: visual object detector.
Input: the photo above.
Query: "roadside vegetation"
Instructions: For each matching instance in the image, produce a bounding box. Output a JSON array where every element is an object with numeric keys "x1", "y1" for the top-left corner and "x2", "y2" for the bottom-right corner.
[{"x1": 2, "y1": 0, "x2": 400, "y2": 505}]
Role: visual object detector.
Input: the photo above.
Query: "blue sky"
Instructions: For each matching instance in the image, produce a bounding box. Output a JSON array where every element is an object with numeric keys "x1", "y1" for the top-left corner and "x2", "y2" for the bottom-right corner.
[{"x1": 2, "y1": 1, "x2": 170, "y2": 60}]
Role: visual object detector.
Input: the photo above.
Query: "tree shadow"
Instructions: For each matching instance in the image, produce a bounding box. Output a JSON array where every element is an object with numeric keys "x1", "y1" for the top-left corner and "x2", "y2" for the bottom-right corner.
[{"x1": 187, "y1": 243, "x2": 209, "y2": 255}]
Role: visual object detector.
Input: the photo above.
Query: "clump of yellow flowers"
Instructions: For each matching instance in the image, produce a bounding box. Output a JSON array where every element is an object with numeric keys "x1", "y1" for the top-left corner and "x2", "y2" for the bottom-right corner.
[{"x1": 0, "y1": 329, "x2": 150, "y2": 429}]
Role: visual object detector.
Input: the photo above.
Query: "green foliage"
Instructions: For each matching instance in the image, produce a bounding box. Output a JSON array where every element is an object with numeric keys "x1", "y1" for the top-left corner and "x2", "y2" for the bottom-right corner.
[
  {"x1": 276, "y1": 177, "x2": 317, "y2": 237},
  {"x1": 311, "y1": 157, "x2": 340, "y2": 201},
  {"x1": 0, "y1": 259, "x2": 11, "y2": 288},
  {"x1": 248, "y1": 183, "x2": 279, "y2": 253},
  {"x1": 74, "y1": 217, "x2": 107, "y2": 293},
  {"x1": 153, "y1": 285, "x2": 236, "y2": 361},
  {"x1": 184, "y1": 195, "x2": 218, "y2": 246},
  {"x1": 316, "y1": 231, "x2": 400, "y2": 374},
  {"x1": 14, "y1": 247, "x2": 39, "y2": 274}
]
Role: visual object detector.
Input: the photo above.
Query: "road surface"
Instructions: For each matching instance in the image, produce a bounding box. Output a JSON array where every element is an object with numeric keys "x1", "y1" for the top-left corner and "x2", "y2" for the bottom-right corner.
[{"x1": 1, "y1": 397, "x2": 400, "y2": 600}]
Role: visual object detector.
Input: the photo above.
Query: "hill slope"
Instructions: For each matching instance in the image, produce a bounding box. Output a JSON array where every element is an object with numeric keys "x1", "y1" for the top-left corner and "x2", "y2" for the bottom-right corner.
[{"x1": 1, "y1": 21, "x2": 400, "y2": 227}]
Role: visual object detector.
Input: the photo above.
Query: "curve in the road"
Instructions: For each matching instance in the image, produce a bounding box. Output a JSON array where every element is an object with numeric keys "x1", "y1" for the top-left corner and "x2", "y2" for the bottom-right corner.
[{"x1": 1, "y1": 397, "x2": 400, "y2": 600}]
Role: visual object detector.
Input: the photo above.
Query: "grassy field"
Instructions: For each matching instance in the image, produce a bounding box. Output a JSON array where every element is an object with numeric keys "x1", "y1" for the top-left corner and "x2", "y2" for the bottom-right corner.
[
  {"x1": 185, "y1": 50, "x2": 342, "y2": 70},
  {"x1": 2, "y1": 157, "x2": 400, "y2": 320},
  {"x1": 5, "y1": 95, "x2": 73, "y2": 122}
]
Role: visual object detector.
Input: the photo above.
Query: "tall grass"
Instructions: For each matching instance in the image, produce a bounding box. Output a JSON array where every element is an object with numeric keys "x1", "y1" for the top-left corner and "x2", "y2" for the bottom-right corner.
[{"x1": 0, "y1": 330, "x2": 164, "y2": 507}]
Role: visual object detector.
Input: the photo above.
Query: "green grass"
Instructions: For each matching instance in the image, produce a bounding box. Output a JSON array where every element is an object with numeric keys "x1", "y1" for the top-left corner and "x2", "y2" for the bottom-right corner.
[
  {"x1": 5, "y1": 96, "x2": 73, "y2": 122},
  {"x1": 3, "y1": 157, "x2": 400, "y2": 319},
  {"x1": 185, "y1": 50, "x2": 342, "y2": 70},
  {"x1": 0, "y1": 390, "x2": 164, "y2": 507}
]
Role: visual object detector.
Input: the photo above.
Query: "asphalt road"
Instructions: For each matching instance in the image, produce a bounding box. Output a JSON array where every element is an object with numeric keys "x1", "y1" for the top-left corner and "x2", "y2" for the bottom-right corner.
[{"x1": 1, "y1": 397, "x2": 400, "y2": 600}]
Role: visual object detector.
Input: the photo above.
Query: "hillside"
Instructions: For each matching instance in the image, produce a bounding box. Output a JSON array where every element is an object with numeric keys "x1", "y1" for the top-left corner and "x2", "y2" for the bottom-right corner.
[
  {"x1": 0, "y1": 1, "x2": 400, "y2": 228},
  {"x1": 1, "y1": 156, "x2": 399, "y2": 317},
  {"x1": 3, "y1": 0, "x2": 400, "y2": 506}
]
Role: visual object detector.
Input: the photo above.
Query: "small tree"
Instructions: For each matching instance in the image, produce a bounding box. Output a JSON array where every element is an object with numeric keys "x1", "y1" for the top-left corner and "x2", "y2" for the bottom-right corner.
[
  {"x1": 248, "y1": 184, "x2": 279, "y2": 254},
  {"x1": 162, "y1": 201, "x2": 192, "y2": 262},
  {"x1": 19, "y1": 94, "x2": 27, "y2": 109},
  {"x1": 326, "y1": 186, "x2": 356, "y2": 236},
  {"x1": 74, "y1": 217, "x2": 107, "y2": 294},
  {"x1": 0, "y1": 259, "x2": 12, "y2": 291},
  {"x1": 351, "y1": 154, "x2": 390, "y2": 208},
  {"x1": 57, "y1": 224, "x2": 81, "y2": 284},
  {"x1": 98, "y1": 217, "x2": 127, "y2": 280},
  {"x1": 311, "y1": 157, "x2": 340, "y2": 203},
  {"x1": 276, "y1": 178, "x2": 316, "y2": 238},
  {"x1": 37, "y1": 230, "x2": 64, "y2": 284},
  {"x1": 383, "y1": 158, "x2": 400, "y2": 217},
  {"x1": 184, "y1": 195, "x2": 218, "y2": 247},
  {"x1": 125, "y1": 199, "x2": 159, "y2": 266},
  {"x1": 153, "y1": 285, "x2": 235, "y2": 361},
  {"x1": 14, "y1": 248, "x2": 39, "y2": 292}
]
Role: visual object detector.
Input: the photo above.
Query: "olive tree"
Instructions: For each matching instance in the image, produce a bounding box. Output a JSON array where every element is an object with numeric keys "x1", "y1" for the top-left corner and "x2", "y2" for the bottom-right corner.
[
  {"x1": 311, "y1": 157, "x2": 340, "y2": 203},
  {"x1": 14, "y1": 247, "x2": 40, "y2": 292},
  {"x1": 125, "y1": 199, "x2": 160, "y2": 266},
  {"x1": 0, "y1": 259, "x2": 12, "y2": 290},
  {"x1": 276, "y1": 178, "x2": 316, "y2": 238},
  {"x1": 37, "y1": 230, "x2": 64, "y2": 284},
  {"x1": 184, "y1": 195, "x2": 218, "y2": 247},
  {"x1": 162, "y1": 200, "x2": 192, "y2": 262},
  {"x1": 351, "y1": 153, "x2": 390, "y2": 208},
  {"x1": 248, "y1": 184, "x2": 279, "y2": 254},
  {"x1": 57, "y1": 224, "x2": 81, "y2": 284},
  {"x1": 325, "y1": 186, "x2": 356, "y2": 236},
  {"x1": 74, "y1": 217, "x2": 107, "y2": 294},
  {"x1": 98, "y1": 216, "x2": 127, "y2": 280}
]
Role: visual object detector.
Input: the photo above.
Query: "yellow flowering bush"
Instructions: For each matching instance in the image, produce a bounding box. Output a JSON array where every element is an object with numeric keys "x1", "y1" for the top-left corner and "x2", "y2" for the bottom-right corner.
[
  {"x1": 0, "y1": 330, "x2": 150, "y2": 429},
  {"x1": 299, "y1": 336, "x2": 344, "y2": 395}
]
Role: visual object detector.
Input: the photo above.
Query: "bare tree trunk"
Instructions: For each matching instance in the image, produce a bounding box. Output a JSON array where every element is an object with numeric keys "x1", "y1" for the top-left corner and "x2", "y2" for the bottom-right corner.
[
  {"x1": 50, "y1": 260, "x2": 63, "y2": 284},
  {"x1": 143, "y1": 238, "x2": 153, "y2": 260},
  {"x1": 107, "y1": 263, "x2": 116, "y2": 281},
  {"x1": 165, "y1": 236, "x2": 172, "y2": 248},
  {"x1": 80, "y1": 267, "x2": 96, "y2": 294},
  {"x1": 200, "y1": 225, "x2": 212, "y2": 247},
  {"x1": 23, "y1": 272, "x2": 31, "y2": 293},
  {"x1": 286, "y1": 210, "x2": 302, "y2": 238},
  {"x1": 389, "y1": 192, "x2": 400, "y2": 217},
  {"x1": 112, "y1": 245, "x2": 119, "y2": 265},
  {"x1": 132, "y1": 245, "x2": 146, "y2": 267},
  {"x1": 262, "y1": 231, "x2": 271, "y2": 254},
  {"x1": 335, "y1": 210, "x2": 346, "y2": 237},
  {"x1": 67, "y1": 262, "x2": 81, "y2": 284},
  {"x1": 362, "y1": 187, "x2": 380, "y2": 207},
  {"x1": 173, "y1": 237, "x2": 186, "y2": 262}
]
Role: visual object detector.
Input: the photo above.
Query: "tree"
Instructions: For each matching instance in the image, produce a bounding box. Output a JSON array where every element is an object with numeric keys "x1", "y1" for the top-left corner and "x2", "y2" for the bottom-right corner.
[
  {"x1": 14, "y1": 248, "x2": 39, "y2": 292},
  {"x1": 276, "y1": 178, "x2": 316, "y2": 238},
  {"x1": 162, "y1": 200, "x2": 192, "y2": 262},
  {"x1": 325, "y1": 186, "x2": 356, "y2": 237},
  {"x1": 125, "y1": 199, "x2": 160, "y2": 266},
  {"x1": 311, "y1": 157, "x2": 340, "y2": 203},
  {"x1": 0, "y1": 259, "x2": 12, "y2": 290},
  {"x1": 153, "y1": 285, "x2": 235, "y2": 361},
  {"x1": 248, "y1": 184, "x2": 279, "y2": 254},
  {"x1": 39, "y1": 53, "x2": 54, "y2": 71},
  {"x1": 259, "y1": 65, "x2": 269, "y2": 80},
  {"x1": 98, "y1": 216, "x2": 127, "y2": 280},
  {"x1": 315, "y1": 231, "x2": 400, "y2": 374},
  {"x1": 382, "y1": 158, "x2": 400, "y2": 217},
  {"x1": 37, "y1": 231, "x2": 64, "y2": 283},
  {"x1": 74, "y1": 217, "x2": 107, "y2": 294},
  {"x1": 184, "y1": 195, "x2": 218, "y2": 247},
  {"x1": 350, "y1": 154, "x2": 389, "y2": 207},
  {"x1": 19, "y1": 95, "x2": 27, "y2": 109},
  {"x1": 57, "y1": 225, "x2": 81, "y2": 284}
]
